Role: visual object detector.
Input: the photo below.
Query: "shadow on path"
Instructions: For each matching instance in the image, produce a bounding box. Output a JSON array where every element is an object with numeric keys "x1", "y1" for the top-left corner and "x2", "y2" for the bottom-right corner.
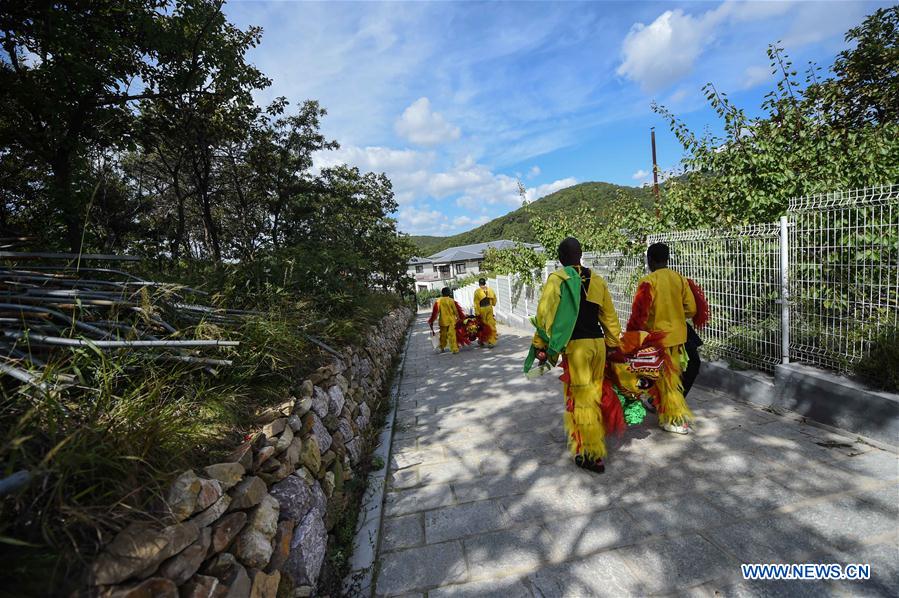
[{"x1": 373, "y1": 312, "x2": 899, "y2": 597}]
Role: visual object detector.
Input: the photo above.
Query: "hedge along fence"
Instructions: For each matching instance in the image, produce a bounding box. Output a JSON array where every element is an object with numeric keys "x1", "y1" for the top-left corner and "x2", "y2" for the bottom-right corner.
[
  {"x1": 455, "y1": 185, "x2": 899, "y2": 376},
  {"x1": 88, "y1": 307, "x2": 413, "y2": 597}
]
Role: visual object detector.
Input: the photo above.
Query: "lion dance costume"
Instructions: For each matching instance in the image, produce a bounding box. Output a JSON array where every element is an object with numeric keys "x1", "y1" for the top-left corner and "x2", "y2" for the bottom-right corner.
[
  {"x1": 473, "y1": 285, "x2": 498, "y2": 346},
  {"x1": 524, "y1": 265, "x2": 624, "y2": 465},
  {"x1": 625, "y1": 268, "x2": 709, "y2": 429},
  {"x1": 460, "y1": 314, "x2": 494, "y2": 348},
  {"x1": 428, "y1": 296, "x2": 466, "y2": 354}
]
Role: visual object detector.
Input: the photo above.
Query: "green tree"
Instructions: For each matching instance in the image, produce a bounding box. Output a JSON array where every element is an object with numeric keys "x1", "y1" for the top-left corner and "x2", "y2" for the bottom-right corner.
[
  {"x1": 0, "y1": 0, "x2": 267, "y2": 252},
  {"x1": 653, "y1": 6, "x2": 899, "y2": 229},
  {"x1": 481, "y1": 243, "x2": 545, "y2": 286}
]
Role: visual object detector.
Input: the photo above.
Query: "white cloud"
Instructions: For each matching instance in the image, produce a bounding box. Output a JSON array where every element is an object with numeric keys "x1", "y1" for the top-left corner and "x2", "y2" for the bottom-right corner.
[
  {"x1": 428, "y1": 157, "x2": 499, "y2": 198},
  {"x1": 742, "y1": 65, "x2": 772, "y2": 89},
  {"x1": 313, "y1": 145, "x2": 435, "y2": 205},
  {"x1": 525, "y1": 178, "x2": 578, "y2": 202},
  {"x1": 781, "y1": 1, "x2": 869, "y2": 48},
  {"x1": 314, "y1": 144, "x2": 576, "y2": 229},
  {"x1": 395, "y1": 97, "x2": 461, "y2": 146},
  {"x1": 454, "y1": 172, "x2": 577, "y2": 209},
  {"x1": 668, "y1": 88, "x2": 690, "y2": 104},
  {"x1": 452, "y1": 215, "x2": 491, "y2": 229},
  {"x1": 617, "y1": 9, "x2": 715, "y2": 93},
  {"x1": 398, "y1": 206, "x2": 451, "y2": 235},
  {"x1": 314, "y1": 144, "x2": 432, "y2": 173},
  {"x1": 632, "y1": 169, "x2": 649, "y2": 180},
  {"x1": 617, "y1": 1, "x2": 796, "y2": 93},
  {"x1": 527, "y1": 165, "x2": 541, "y2": 179}
]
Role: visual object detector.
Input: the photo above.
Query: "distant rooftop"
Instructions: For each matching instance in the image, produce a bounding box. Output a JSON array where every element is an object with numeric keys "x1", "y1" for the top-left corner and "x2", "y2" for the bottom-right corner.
[{"x1": 427, "y1": 240, "x2": 542, "y2": 263}]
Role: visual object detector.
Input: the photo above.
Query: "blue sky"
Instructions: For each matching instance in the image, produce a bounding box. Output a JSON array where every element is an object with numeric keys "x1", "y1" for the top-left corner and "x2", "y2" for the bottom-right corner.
[{"x1": 225, "y1": 0, "x2": 887, "y2": 236}]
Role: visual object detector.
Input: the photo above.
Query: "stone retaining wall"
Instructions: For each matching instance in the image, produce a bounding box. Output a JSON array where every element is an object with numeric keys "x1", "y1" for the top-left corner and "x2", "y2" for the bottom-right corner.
[{"x1": 89, "y1": 307, "x2": 413, "y2": 597}]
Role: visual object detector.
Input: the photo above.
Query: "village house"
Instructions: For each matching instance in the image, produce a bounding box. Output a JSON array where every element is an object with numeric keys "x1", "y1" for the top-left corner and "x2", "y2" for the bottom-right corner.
[{"x1": 407, "y1": 240, "x2": 542, "y2": 292}]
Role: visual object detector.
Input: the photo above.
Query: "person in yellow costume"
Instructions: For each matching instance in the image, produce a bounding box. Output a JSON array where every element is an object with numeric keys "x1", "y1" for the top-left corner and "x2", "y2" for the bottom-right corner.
[
  {"x1": 526, "y1": 237, "x2": 623, "y2": 474},
  {"x1": 428, "y1": 287, "x2": 465, "y2": 354},
  {"x1": 626, "y1": 242, "x2": 706, "y2": 434},
  {"x1": 473, "y1": 278, "x2": 498, "y2": 347}
]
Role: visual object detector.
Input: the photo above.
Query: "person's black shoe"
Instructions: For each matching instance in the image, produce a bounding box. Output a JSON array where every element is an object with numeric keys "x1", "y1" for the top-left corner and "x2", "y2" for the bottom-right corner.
[{"x1": 574, "y1": 455, "x2": 605, "y2": 474}]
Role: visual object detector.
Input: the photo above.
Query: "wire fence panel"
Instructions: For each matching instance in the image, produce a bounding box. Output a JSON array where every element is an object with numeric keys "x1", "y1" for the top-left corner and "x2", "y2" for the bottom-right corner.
[
  {"x1": 647, "y1": 225, "x2": 783, "y2": 371},
  {"x1": 448, "y1": 185, "x2": 897, "y2": 377},
  {"x1": 788, "y1": 185, "x2": 899, "y2": 372},
  {"x1": 582, "y1": 252, "x2": 644, "y2": 322}
]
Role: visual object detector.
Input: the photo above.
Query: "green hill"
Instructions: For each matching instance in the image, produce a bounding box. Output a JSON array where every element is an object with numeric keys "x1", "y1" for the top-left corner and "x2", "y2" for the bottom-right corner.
[{"x1": 409, "y1": 181, "x2": 654, "y2": 256}]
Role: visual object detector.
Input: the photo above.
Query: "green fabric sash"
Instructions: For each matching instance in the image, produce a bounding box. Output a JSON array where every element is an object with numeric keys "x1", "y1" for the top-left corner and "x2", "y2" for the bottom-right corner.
[{"x1": 523, "y1": 266, "x2": 581, "y2": 373}]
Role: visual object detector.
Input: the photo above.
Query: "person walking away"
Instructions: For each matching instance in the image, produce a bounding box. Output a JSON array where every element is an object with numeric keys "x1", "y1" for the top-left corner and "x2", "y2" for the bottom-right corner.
[
  {"x1": 428, "y1": 287, "x2": 465, "y2": 354},
  {"x1": 682, "y1": 323, "x2": 702, "y2": 396},
  {"x1": 473, "y1": 277, "x2": 498, "y2": 347},
  {"x1": 525, "y1": 237, "x2": 624, "y2": 474},
  {"x1": 626, "y1": 243, "x2": 708, "y2": 433}
]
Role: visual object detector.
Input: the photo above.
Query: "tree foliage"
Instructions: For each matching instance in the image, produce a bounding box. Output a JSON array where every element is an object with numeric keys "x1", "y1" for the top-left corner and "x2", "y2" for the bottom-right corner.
[
  {"x1": 0, "y1": 0, "x2": 413, "y2": 298},
  {"x1": 481, "y1": 243, "x2": 545, "y2": 287},
  {"x1": 410, "y1": 182, "x2": 653, "y2": 256},
  {"x1": 654, "y1": 7, "x2": 899, "y2": 229},
  {"x1": 486, "y1": 7, "x2": 897, "y2": 285}
]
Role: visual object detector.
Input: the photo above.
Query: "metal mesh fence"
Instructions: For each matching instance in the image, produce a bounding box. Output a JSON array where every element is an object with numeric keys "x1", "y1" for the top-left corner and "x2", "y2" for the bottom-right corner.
[
  {"x1": 648, "y1": 225, "x2": 783, "y2": 371},
  {"x1": 582, "y1": 252, "x2": 644, "y2": 322},
  {"x1": 451, "y1": 185, "x2": 897, "y2": 375},
  {"x1": 788, "y1": 185, "x2": 899, "y2": 372}
]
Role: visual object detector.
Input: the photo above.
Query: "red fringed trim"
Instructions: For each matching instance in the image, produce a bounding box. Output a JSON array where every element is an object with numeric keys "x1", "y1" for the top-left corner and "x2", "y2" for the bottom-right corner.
[
  {"x1": 428, "y1": 302, "x2": 439, "y2": 325},
  {"x1": 627, "y1": 282, "x2": 653, "y2": 331},
  {"x1": 455, "y1": 323, "x2": 472, "y2": 346},
  {"x1": 558, "y1": 355, "x2": 571, "y2": 384},
  {"x1": 454, "y1": 301, "x2": 466, "y2": 321},
  {"x1": 644, "y1": 330, "x2": 667, "y2": 349},
  {"x1": 688, "y1": 278, "x2": 710, "y2": 330},
  {"x1": 600, "y1": 379, "x2": 625, "y2": 437},
  {"x1": 649, "y1": 386, "x2": 662, "y2": 413},
  {"x1": 477, "y1": 318, "x2": 494, "y2": 343}
]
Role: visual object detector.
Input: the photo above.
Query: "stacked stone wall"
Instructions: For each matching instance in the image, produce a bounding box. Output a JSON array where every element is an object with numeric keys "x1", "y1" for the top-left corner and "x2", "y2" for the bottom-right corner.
[{"x1": 89, "y1": 307, "x2": 413, "y2": 597}]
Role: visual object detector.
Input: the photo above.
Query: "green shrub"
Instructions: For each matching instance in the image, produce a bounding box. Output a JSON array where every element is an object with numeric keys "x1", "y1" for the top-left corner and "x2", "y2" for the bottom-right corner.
[
  {"x1": 416, "y1": 288, "x2": 440, "y2": 307},
  {"x1": 853, "y1": 327, "x2": 899, "y2": 392}
]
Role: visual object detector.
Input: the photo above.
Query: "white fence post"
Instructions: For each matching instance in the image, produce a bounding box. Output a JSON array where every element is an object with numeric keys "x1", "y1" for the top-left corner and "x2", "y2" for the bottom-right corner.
[{"x1": 780, "y1": 215, "x2": 790, "y2": 364}]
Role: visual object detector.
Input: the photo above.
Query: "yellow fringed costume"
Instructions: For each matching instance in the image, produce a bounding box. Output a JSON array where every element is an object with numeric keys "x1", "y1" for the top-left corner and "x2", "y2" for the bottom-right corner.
[
  {"x1": 428, "y1": 296, "x2": 463, "y2": 353},
  {"x1": 473, "y1": 285, "x2": 498, "y2": 345},
  {"x1": 533, "y1": 267, "x2": 621, "y2": 461},
  {"x1": 626, "y1": 268, "x2": 697, "y2": 426}
]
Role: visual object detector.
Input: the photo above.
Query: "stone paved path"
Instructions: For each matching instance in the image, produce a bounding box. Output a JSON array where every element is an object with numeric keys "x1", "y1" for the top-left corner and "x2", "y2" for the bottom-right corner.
[{"x1": 373, "y1": 313, "x2": 899, "y2": 597}]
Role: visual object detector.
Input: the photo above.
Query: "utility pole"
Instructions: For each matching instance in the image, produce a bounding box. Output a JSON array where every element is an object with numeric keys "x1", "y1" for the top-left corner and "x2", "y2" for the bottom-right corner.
[
  {"x1": 651, "y1": 127, "x2": 660, "y2": 218},
  {"x1": 650, "y1": 127, "x2": 660, "y2": 199}
]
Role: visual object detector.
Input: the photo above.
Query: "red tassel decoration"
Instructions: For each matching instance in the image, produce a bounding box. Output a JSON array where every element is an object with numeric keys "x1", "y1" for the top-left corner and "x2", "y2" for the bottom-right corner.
[
  {"x1": 600, "y1": 379, "x2": 625, "y2": 437},
  {"x1": 455, "y1": 322, "x2": 472, "y2": 347},
  {"x1": 477, "y1": 318, "x2": 494, "y2": 344},
  {"x1": 688, "y1": 278, "x2": 710, "y2": 330},
  {"x1": 627, "y1": 282, "x2": 653, "y2": 331},
  {"x1": 454, "y1": 301, "x2": 466, "y2": 321},
  {"x1": 649, "y1": 386, "x2": 662, "y2": 413}
]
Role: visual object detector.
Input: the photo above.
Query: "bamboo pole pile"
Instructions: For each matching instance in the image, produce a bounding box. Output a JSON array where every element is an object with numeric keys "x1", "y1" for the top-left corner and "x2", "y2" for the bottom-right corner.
[{"x1": 0, "y1": 250, "x2": 243, "y2": 388}]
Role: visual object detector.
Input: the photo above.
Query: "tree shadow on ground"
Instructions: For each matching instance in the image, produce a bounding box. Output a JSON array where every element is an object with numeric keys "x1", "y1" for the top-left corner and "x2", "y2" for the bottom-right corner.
[{"x1": 373, "y1": 312, "x2": 899, "y2": 597}]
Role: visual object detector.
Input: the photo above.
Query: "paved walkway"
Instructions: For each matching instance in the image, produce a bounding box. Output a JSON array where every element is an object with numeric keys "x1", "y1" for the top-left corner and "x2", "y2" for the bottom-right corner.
[{"x1": 373, "y1": 313, "x2": 899, "y2": 597}]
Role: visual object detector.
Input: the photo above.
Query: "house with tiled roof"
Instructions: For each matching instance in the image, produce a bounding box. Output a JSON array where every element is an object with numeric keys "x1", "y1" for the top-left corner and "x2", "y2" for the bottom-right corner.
[{"x1": 407, "y1": 240, "x2": 542, "y2": 292}]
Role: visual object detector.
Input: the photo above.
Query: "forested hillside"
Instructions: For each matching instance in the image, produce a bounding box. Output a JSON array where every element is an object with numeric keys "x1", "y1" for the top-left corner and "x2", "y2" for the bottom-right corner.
[{"x1": 411, "y1": 182, "x2": 654, "y2": 255}]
